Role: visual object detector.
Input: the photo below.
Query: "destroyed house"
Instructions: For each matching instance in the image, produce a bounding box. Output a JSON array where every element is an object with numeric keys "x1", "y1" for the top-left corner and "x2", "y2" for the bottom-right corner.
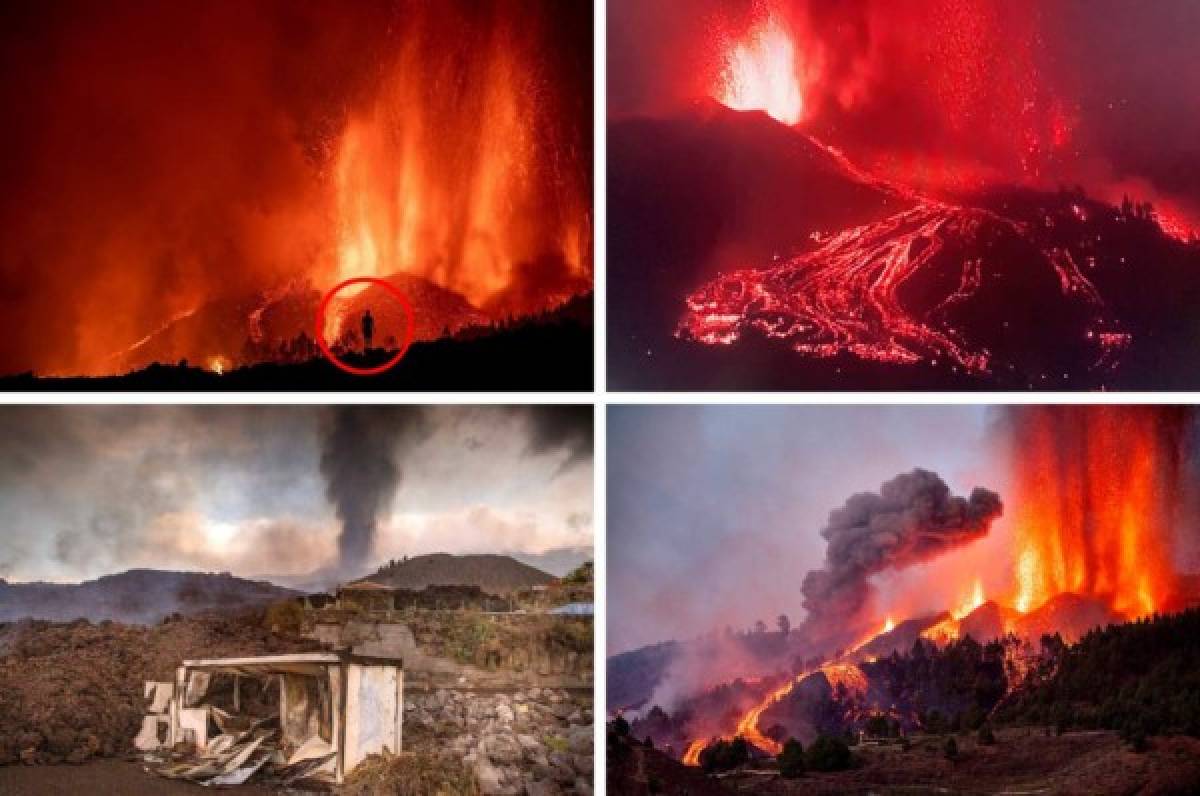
[{"x1": 136, "y1": 652, "x2": 402, "y2": 786}]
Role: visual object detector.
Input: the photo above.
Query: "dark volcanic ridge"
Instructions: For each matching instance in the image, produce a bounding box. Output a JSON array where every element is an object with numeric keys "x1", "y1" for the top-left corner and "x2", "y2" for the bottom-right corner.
[
  {"x1": 365, "y1": 553, "x2": 555, "y2": 595},
  {"x1": 0, "y1": 292, "x2": 593, "y2": 391},
  {"x1": 0, "y1": 569, "x2": 297, "y2": 625}
]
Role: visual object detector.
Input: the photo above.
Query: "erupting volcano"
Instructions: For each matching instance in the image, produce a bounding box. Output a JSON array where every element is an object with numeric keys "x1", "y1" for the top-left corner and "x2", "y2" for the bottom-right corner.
[
  {"x1": 0, "y1": 0, "x2": 591, "y2": 389},
  {"x1": 607, "y1": 405, "x2": 1200, "y2": 791},
  {"x1": 609, "y1": 0, "x2": 1200, "y2": 390}
]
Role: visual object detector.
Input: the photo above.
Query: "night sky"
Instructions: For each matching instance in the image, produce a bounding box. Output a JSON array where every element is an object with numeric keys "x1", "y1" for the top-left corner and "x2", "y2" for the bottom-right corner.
[{"x1": 609, "y1": 0, "x2": 1200, "y2": 220}]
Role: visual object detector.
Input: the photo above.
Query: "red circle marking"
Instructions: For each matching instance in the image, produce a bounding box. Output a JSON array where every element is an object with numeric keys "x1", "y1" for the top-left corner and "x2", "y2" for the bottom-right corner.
[{"x1": 315, "y1": 277, "x2": 415, "y2": 376}]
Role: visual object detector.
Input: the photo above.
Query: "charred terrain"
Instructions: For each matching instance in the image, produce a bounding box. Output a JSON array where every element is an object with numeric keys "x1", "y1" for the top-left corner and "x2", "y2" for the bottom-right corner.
[
  {"x1": 0, "y1": 570, "x2": 296, "y2": 624},
  {"x1": 0, "y1": 558, "x2": 595, "y2": 794}
]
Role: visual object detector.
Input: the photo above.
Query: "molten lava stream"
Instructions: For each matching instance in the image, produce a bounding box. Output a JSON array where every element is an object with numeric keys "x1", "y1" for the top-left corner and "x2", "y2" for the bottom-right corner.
[
  {"x1": 678, "y1": 203, "x2": 996, "y2": 373},
  {"x1": 683, "y1": 673, "x2": 804, "y2": 765}
]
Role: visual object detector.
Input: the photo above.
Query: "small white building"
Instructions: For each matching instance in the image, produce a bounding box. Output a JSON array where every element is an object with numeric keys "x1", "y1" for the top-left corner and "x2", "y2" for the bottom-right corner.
[{"x1": 136, "y1": 652, "x2": 403, "y2": 786}]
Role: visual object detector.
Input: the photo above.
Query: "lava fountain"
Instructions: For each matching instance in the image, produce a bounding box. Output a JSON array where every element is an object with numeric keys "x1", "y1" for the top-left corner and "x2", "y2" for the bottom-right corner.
[
  {"x1": 713, "y1": 13, "x2": 804, "y2": 126},
  {"x1": 1005, "y1": 405, "x2": 1187, "y2": 618},
  {"x1": 330, "y1": 1, "x2": 591, "y2": 321}
]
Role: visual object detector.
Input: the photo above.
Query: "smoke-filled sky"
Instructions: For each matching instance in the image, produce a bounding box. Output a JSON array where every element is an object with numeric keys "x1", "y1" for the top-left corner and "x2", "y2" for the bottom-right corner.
[
  {"x1": 609, "y1": 0, "x2": 1200, "y2": 223},
  {"x1": 609, "y1": 406, "x2": 1001, "y2": 654},
  {"x1": 608, "y1": 405, "x2": 1200, "y2": 655},
  {"x1": 0, "y1": 405, "x2": 592, "y2": 584}
]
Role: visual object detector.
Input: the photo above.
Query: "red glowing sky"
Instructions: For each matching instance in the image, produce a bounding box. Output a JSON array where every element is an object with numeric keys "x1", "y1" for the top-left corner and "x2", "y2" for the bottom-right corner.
[
  {"x1": 608, "y1": 0, "x2": 1200, "y2": 222},
  {"x1": 0, "y1": 0, "x2": 592, "y2": 376}
]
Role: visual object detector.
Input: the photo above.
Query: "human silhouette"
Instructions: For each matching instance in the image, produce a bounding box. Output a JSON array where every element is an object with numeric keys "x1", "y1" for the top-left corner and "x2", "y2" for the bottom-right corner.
[{"x1": 361, "y1": 309, "x2": 375, "y2": 351}]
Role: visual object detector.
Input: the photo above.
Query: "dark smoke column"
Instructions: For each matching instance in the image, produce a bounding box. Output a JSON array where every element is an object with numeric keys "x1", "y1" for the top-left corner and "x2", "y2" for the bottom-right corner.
[
  {"x1": 801, "y1": 468, "x2": 1002, "y2": 645},
  {"x1": 320, "y1": 407, "x2": 423, "y2": 577}
]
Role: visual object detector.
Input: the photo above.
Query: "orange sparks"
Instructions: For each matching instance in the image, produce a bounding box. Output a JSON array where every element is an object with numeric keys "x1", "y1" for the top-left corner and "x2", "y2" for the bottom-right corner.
[
  {"x1": 1009, "y1": 407, "x2": 1179, "y2": 619},
  {"x1": 328, "y1": 6, "x2": 589, "y2": 319}
]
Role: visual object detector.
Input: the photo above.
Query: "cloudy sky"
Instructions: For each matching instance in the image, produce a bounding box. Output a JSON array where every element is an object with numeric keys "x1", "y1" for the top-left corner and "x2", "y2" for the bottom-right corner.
[
  {"x1": 607, "y1": 405, "x2": 1016, "y2": 654},
  {"x1": 0, "y1": 405, "x2": 592, "y2": 583}
]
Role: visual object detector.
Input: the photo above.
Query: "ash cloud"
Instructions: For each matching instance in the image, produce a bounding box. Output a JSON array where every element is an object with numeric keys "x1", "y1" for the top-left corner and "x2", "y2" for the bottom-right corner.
[
  {"x1": 800, "y1": 468, "x2": 1002, "y2": 643},
  {"x1": 320, "y1": 407, "x2": 428, "y2": 577}
]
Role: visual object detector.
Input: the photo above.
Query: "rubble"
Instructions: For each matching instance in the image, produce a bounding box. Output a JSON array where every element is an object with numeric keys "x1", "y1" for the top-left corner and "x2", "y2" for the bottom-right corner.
[
  {"x1": 135, "y1": 652, "x2": 402, "y2": 787},
  {"x1": 0, "y1": 613, "x2": 320, "y2": 766},
  {"x1": 405, "y1": 687, "x2": 593, "y2": 795}
]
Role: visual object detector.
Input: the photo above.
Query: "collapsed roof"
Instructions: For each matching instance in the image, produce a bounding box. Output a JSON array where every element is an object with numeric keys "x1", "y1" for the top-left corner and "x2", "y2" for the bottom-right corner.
[{"x1": 135, "y1": 652, "x2": 403, "y2": 787}]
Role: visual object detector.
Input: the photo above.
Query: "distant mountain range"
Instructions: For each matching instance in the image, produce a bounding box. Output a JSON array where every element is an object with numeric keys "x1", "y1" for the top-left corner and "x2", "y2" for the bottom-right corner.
[
  {"x1": 0, "y1": 569, "x2": 297, "y2": 624},
  {"x1": 511, "y1": 546, "x2": 593, "y2": 578}
]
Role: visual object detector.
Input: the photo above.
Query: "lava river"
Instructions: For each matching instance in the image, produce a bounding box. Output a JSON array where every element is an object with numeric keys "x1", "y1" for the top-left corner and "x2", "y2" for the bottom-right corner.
[
  {"x1": 682, "y1": 660, "x2": 869, "y2": 765},
  {"x1": 676, "y1": 194, "x2": 1118, "y2": 379}
]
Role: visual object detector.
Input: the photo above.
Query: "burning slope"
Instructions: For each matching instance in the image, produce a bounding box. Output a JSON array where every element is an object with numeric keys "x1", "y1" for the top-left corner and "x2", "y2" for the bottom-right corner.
[
  {"x1": 683, "y1": 660, "x2": 871, "y2": 763},
  {"x1": 112, "y1": 273, "x2": 492, "y2": 374}
]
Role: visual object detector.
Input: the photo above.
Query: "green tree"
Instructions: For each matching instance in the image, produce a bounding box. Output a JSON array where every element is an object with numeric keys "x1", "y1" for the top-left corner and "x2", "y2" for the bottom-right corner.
[
  {"x1": 612, "y1": 715, "x2": 630, "y2": 737},
  {"x1": 700, "y1": 737, "x2": 750, "y2": 773},
  {"x1": 805, "y1": 734, "x2": 852, "y2": 772},
  {"x1": 777, "y1": 738, "x2": 805, "y2": 778}
]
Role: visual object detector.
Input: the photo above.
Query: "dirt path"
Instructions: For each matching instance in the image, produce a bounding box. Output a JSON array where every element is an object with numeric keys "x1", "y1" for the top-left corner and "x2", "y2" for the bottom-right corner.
[{"x1": 0, "y1": 760, "x2": 277, "y2": 795}]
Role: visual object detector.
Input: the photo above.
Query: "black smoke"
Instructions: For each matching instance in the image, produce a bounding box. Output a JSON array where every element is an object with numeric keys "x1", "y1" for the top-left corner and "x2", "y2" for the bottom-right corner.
[
  {"x1": 319, "y1": 406, "x2": 428, "y2": 576},
  {"x1": 524, "y1": 404, "x2": 593, "y2": 472},
  {"x1": 800, "y1": 468, "x2": 1003, "y2": 643}
]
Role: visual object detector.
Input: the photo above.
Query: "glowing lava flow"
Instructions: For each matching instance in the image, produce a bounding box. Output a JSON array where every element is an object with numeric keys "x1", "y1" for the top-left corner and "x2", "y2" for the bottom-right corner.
[
  {"x1": 683, "y1": 660, "x2": 868, "y2": 764},
  {"x1": 676, "y1": 193, "x2": 1115, "y2": 377},
  {"x1": 714, "y1": 14, "x2": 803, "y2": 125}
]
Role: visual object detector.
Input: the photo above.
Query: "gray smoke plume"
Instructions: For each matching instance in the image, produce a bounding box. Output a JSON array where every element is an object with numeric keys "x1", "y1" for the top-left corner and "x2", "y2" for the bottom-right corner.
[
  {"x1": 801, "y1": 468, "x2": 1003, "y2": 643},
  {"x1": 320, "y1": 406, "x2": 427, "y2": 576}
]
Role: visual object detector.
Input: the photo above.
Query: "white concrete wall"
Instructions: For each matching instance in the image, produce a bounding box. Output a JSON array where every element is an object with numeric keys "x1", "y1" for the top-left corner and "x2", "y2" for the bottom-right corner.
[{"x1": 342, "y1": 663, "x2": 402, "y2": 773}]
